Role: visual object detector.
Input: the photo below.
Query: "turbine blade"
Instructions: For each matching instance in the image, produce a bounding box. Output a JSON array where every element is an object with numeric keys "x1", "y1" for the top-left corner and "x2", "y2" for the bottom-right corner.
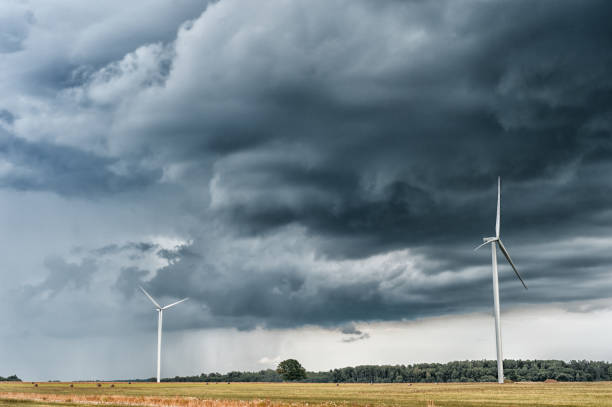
[
  {"x1": 162, "y1": 297, "x2": 189, "y2": 310},
  {"x1": 496, "y1": 176, "x2": 501, "y2": 238},
  {"x1": 139, "y1": 286, "x2": 162, "y2": 309},
  {"x1": 497, "y1": 239, "x2": 528, "y2": 290},
  {"x1": 474, "y1": 240, "x2": 493, "y2": 251}
]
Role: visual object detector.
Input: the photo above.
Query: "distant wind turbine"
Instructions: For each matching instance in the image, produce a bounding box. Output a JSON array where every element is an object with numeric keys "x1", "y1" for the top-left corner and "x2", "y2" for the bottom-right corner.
[
  {"x1": 139, "y1": 286, "x2": 188, "y2": 383},
  {"x1": 474, "y1": 177, "x2": 527, "y2": 384}
]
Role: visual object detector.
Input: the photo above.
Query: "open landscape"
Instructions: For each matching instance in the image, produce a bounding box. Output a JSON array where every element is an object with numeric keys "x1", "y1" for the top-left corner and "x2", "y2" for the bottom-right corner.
[{"x1": 2, "y1": 382, "x2": 612, "y2": 407}]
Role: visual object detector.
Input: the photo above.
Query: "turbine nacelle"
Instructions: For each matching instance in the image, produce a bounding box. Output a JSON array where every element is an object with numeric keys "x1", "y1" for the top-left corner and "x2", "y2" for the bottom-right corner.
[
  {"x1": 474, "y1": 237, "x2": 497, "y2": 251},
  {"x1": 139, "y1": 286, "x2": 189, "y2": 310}
]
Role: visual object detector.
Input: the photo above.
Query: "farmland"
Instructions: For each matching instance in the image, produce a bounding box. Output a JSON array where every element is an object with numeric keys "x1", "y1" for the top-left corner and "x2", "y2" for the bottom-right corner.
[{"x1": 1, "y1": 381, "x2": 612, "y2": 407}]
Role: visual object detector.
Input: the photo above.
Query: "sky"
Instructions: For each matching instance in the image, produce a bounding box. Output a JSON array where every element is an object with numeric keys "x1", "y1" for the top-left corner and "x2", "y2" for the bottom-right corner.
[{"x1": 1, "y1": 0, "x2": 612, "y2": 381}]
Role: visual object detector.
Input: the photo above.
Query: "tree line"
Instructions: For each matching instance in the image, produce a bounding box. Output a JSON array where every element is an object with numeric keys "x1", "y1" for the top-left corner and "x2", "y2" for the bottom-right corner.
[
  {"x1": 0, "y1": 375, "x2": 20, "y2": 381},
  {"x1": 161, "y1": 360, "x2": 612, "y2": 383}
]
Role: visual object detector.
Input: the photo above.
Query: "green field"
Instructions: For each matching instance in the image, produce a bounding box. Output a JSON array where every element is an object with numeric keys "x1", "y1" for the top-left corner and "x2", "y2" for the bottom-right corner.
[{"x1": 1, "y1": 381, "x2": 612, "y2": 407}]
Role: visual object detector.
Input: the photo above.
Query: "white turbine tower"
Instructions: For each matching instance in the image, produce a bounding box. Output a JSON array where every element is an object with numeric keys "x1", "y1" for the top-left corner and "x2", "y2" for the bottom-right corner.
[
  {"x1": 474, "y1": 176, "x2": 527, "y2": 384},
  {"x1": 139, "y1": 286, "x2": 188, "y2": 383}
]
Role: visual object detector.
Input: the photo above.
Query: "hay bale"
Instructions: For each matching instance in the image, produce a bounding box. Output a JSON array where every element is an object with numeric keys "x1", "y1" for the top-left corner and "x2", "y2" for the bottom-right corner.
[
  {"x1": 111, "y1": 384, "x2": 115, "y2": 388},
  {"x1": 97, "y1": 383, "x2": 102, "y2": 387},
  {"x1": 70, "y1": 384, "x2": 74, "y2": 388},
  {"x1": 34, "y1": 383, "x2": 38, "y2": 387}
]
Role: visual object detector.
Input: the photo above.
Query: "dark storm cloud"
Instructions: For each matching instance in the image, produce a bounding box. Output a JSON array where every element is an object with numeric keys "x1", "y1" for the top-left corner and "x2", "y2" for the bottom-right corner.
[
  {"x1": 141, "y1": 236, "x2": 512, "y2": 329},
  {"x1": 202, "y1": 0, "x2": 612, "y2": 256},
  {"x1": 0, "y1": 130, "x2": 160, "y2": 196},
  {"x1": 125, "y1": 0, "x2": 612, "y2": 329},
  {"x1": 146, "y1": 234, "x2": 612, "y2": 330},
  {"x1": 4, "y1": 0, "x2": 612, "y2": 334}
]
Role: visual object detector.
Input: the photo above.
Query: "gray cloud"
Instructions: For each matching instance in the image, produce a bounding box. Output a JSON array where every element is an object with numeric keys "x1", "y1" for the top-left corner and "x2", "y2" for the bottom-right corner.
[
  {"x1": 340, "y1": 324, "x2": 370, "y2": 343},
  {"x1": 24, "y1": 256, "x2": 97, "y2": 298},
  {"x1": 114, "y1": 267, "x2": 149, "y2": 299},
  {"x1": 340, "y1": 325, "x2": 362, "y2": 336},
  {"x1": 0, "y1": 129, "x2": 161, "y2": 196},
  {"x1": 0, "y1": 6, "x2": 34, "y2": 53},
  {"x1": 342, "y1": 333, "x2": 370, "y2": 343},
  {"x1": 93, "y1": 242, "x2": 159, "y2": 256},
  {"x1": 0, "y1": 109, "x2": 15, "y2": 124}
]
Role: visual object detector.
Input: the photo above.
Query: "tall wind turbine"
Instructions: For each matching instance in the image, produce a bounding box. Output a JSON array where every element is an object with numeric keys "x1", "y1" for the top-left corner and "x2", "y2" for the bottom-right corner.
[
  {"x1": 474, "y1": 177, "x2": 527, "y2": 384},
  {"x1": 139, "y1": 286, "x2": 188, "y2": 383}
]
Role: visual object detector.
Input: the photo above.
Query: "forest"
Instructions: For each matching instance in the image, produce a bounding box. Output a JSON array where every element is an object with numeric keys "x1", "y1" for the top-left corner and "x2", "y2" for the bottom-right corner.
[{"x1": 162, "y1": 360, "x2": 612, "y2": 383}]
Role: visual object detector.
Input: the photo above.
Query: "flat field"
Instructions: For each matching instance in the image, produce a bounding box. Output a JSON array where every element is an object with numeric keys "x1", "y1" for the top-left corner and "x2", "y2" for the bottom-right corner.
[{"x1": 1, "y1": 381, "x2": 611, "y2": 407}]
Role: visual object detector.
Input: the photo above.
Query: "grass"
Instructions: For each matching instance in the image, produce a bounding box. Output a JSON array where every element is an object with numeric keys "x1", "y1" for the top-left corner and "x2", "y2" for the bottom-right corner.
[{"x1": 1, "y1": 381, "x2": 612, "y2": 407}]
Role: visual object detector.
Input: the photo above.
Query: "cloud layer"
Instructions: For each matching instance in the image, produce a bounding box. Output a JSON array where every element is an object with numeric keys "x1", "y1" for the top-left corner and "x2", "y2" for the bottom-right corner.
[{"x1": 1, "y1": 0, "x2": 612, "y2": 378}]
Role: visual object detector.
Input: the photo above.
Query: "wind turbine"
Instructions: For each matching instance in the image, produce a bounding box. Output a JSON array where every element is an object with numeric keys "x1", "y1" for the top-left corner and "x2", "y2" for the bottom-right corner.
[
  {"x1": 474, "y1": 177, "x2": 527, "y2": 384},
  {"x1": 139, "y1": 286, "x2": 188, "y2": 383}
]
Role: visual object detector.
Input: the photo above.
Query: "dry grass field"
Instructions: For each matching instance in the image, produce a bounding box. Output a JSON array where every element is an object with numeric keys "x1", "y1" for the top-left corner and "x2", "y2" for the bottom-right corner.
[{"x1": 1, "y1": 381, "x2": 611, "y2": 407}]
